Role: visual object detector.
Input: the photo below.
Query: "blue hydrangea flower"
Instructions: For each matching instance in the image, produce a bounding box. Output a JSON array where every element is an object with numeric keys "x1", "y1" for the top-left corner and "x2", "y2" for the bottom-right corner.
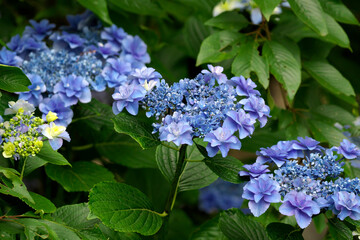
[
  {"x1": 129, "y1": 67, "x2": 162, "y2": 85},
  {"x1": 292, "y1": 136, "x2": 324, "y2": 154},
  {"x1": 23, "y1": 19, "x2": 55, "y2": 41},
  {"x1": 229, "y1": 76, "x2": 260, "y2": 97},
  {"x1": 334, "y1": 139, "x2": 360, "y2": 159},
  {"x1": 242, "y1": 174, "x2": 281, "y2": 217},
  {"x1": 279, "y1": 191, "x2": 320, "y2": 229},
  {"x1": 201, "y1": 65, "x2": 227, "y2": 84},
  {"x1": 18, "y1": 74, "x2": 46, "y2": 106},
  {"x1": 0, "y1": 48, "x2": 22, "y2": 66},
  {"x1": 159, "y1": 121, "x2": 193, "y2": 146},
  {"x1": 39, "y1": 95, "x2": 73, "y2": 126},
  {"x1": 239, "y1": 162, "x2": 270, "y2": 179},
  {"x1": 51, "y1": 31, "x2": 86, "y2": 49},
  {"x1": 199, "y1": 179, "x2": 247, "y2": 214},
  {"x1": 240, "y1": 96, "x2": 270, "y2": 127},
  {"x1": 331, "y1": 191, "x2": 360, "y2": 221},
  {"x1": 53, "y1": 75, "x2": 91, "y2": 107},
  {"x1": 112, "y1": 83, "x2": 146, "y2": 115},
  {"x1": 101, "y1": 25, "x2": 127, "y2": 51},
  {"x1": 122, "y1": 35, "x2": 150, "y2": 64},
  {"x1": 204, "y1": 127, "x2": 241, "y2": 157},
  {"x1": 223, "y1": 109, "x2": 256, "y2": 139}
]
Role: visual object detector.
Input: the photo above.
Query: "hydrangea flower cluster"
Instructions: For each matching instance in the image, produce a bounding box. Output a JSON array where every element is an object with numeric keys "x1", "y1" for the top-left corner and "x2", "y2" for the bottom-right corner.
[
  {"x1": 213, "y1": 0, "x2": 290, "y2": 24},
  {"x1": 199, "y1": 179, "x2": 248, "y2": 214},
  {"x1": 0, "y1": 100, "x2": 70, "y2": 160},
  {"x1": 0, "y1": 11, "x2": 150, "y2": 126},
  {"x1": 111, "y1": 64, "x2": 270, "y2": 157},
  {"x1": 241, "y1": 137, "x2": 360, "y2": 229}
]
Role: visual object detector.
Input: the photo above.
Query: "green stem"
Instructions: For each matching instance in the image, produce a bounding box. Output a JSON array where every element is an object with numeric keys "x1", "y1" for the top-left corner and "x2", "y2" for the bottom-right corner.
[
  {"x1": 72, "y1": 144, "x2": 94, "y2": 151},
  {"x1": 70, "y1": 114, "x2": 99, "y2": 124},
  {"x1": 185, "y1": 158, "x2": 203, "y2": 162},
  {"x1": 164, "y1": 144, "x2": 187, "y2": 213},
  {"x1": 161, "y1": 142, "x2": 180, "y2": 151},
  {"x1": 20, "y1": 157, "x2": 27, "y2": 181}
]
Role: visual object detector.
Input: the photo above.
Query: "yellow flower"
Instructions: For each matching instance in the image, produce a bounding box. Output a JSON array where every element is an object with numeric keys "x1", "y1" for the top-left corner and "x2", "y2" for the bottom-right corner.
[
  {"x1": 35, "y1": 140, "x2": 43, "y2": 148},
  {"x1": 42, "y1": 122, "x2": 66, "y2": 139},
  {"x1": 3, "y1": 142, "x2": 15, "y2": 158},
  {"x1": 46, "y1": 111, "x2": 58, "y2": 122}
]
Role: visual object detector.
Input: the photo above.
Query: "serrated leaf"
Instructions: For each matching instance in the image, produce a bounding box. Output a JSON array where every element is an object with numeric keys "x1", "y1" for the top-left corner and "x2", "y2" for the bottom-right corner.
[
  {"x1": 328, "y1": 217, "x2": 353, "y2": 240},
  {"x1": 156, "y1": 144, "x2": 179, "y2": 183},
  {"x1": 219, "y1": 208, "x2": 269, "y2": 240},
  {"x1": 0, "y1": 167, "x2": 34, "y2": 204},
  {"x1": 303, "y1": 60, "x2": 355, "y2": 97},
  {"x1": 196, "y1": 31, "x2": 244, "y2": 66},
  {"x1": 190, "y1": 216, "x2": 228, "y2": 240},
  {"x1": 29, "y1": 141, "x2": 70, "y2": 167},
  {"x1": 0, "y1": 64, "x2": 31, "y2": 92},
  {"x1": 23, "y1": 192, "x2": 56, "y2": 213},
  {"x1": 107, "y1": 0, "x2": 165, "y2": 17},
  {"x1": 263, "y1": 41, "x2": 301, "y2": 100},
  {"x1": 89, "y1": 182, "x2": 163, "y2": 236},
  {"x1": 45, "y1": 161, "x2": 115, "y2": 192},
  {"x1": 287, "y1": 0, "x2": 328, "y2": 36},
  {"x1": 319, "y1": 0, "x2": 359, "y2": 25},
  {"x1": 231, "y1": 40, "x2": 269, "y2": 88},
  {"x1": 77, "y1": 0, "x2": 112, "y2": 25},
  {"x1": 204, "y1": 155, "x2": 244, "y2": 184},
  {"x1": 254, "y1": 0, "x2": 282, "y2": 21},
  {"x1": 309, "y1": 120, "x2": 347, "y2": 146},
  {"x1": 205, "y1": 11, "x2": 249, "y2": 30},
  {"x1": 112, "y1": 113, "x2": 160, "y2": 149}
]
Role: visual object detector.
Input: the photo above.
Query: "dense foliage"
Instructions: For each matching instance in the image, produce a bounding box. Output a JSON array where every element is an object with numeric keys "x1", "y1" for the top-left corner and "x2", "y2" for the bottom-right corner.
[{"x1": 0, "y1": 0, "x2": 360, "y2": 239}]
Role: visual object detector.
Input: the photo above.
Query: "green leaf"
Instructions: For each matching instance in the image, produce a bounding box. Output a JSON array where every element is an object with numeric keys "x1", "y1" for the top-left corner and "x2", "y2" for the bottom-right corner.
[
  {"x1": 156, "y1": 143, "x2": 179, "y2": 183},
  {"x1": 196, "y1": 31, "x2": 244, "y2": 66},
  {"x1": 328, "y1": 217, "x2": 353, "y2": 240},
  {"x1": 263, "y1": 41, "x2": 301, "y2": 100},
  {"x1": 205, "y1": 11, "x2": 249, "y2": 30},
  {"x1": 231, "y1": 40, "x2": 269, "y2": 88},
  {"x1": 89, "y1": 182, "x2": 163, "y2": 236},
  {"x1": 309, "y1": 120, "x2": 347, "y2": 146},
  {"x1": 45, "y1": 161, "x2": 115, "y2": 192},
  {"x1": 312, "y1": 214, "x2": 327, "y2": 234},
  {"x1": 204, "y1": 154, "x2": 244, "y2": 184},
  {"x1": 179, "y1": 161, "x2": 218, "y2": 192},
  {"x1": 303, "y1": 60, "x2": 355, "y2": 97},
  {"x1": 77, "y1": 0, "x2": 112, "y2": 25},
  {"x1": 314, "y1": 104, "x2": 356, "y2": 126},
  {"x1": 29, "y1": 141, "x2": 71, "y2": 167},
  {"x1": 107, "y1": 0, "x2": 165, "y2": 17},
  {"x1": 322, "y1": 13, "x2": 350, "y2": 49},
  {"x1": 287, "y1": 0, "x2": 328, "y2": 36},
  {"x1": 266, "y1": 222, "x2": 303, "y2": 240},
  {"x1": 0, "y1": 64, "x2": 31, "y2": 92},
  {"x1": 23, "y1": 192, "x2": 56, "y2": 213},
  {"x1": 0, "y1": 167, "x2": 34, "y2": 204},
  {"x1": 190, "y1": 216, "x2": 228, "y2": 240},
  {"x1": 219, "y1": 208, "x2": 269, "y2": 240},
  {"x1": 254, "y1": 0, "x2": 282, "y2": 21},
  {"x1": 112, "y1": 113, "x2": 160, "y2": 149},
  {"x1": 99, "y1": 223, "x2": 142, "y2": 240},
  {"x1": 319, "y1": 0, "x2": 359, "y2": 25},
  {"x1": 167, "y1": 209, "x2": 195, "y2": 240}
]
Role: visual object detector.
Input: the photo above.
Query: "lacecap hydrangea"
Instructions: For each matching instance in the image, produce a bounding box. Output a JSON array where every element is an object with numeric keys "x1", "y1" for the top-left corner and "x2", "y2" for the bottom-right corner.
[
  {"x1": 111, "y1": 64, "x2": 270, "y2": 158},
  {"x1": 240, "y1": 137, "x2": 360, "y2": 229},
  {"x1": 0, "y1": 11, "x2": 151, "y2": 126},
  {"x1": 0, "y1": 99, "x2": 70, "y2": 160}
]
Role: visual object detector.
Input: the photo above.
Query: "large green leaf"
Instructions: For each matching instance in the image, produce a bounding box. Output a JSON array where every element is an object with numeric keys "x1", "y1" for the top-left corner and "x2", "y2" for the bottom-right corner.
[
  {"x1": 190, "y1": 217, "x2": 228, "y2": 240},
  {"x1": 328, "y1": 217, "x2": 352, "y2": 240},
  {"x1": 28, "y1": 141, "x2": 70, "y2": 167},
  {"x1": 287, "y1": 0, "x2": 327, "y2": 36},
  {"x1": 319, "y1": 0, "x2": 359, "y2": 25},
  {"x1": 322, "y1": 13, "x2": 350, "y2": 49},
  {"x1": 0, "y1": 64, "x2": 30, "y2": 92},
  {"x1": 45, "y1": 161, "x2": 115, "y2": 192},
  {"x1": 266, "y1": 222, "x2": 303, "y2": 240},
  {"x1": 314, "y1": 104, "x2": 356, "y2": 126},
  {"x1": 196, "y1": 31, "x2": 244, "y2": 66},
  {"x1": 303, "y1": 60, "x2": 355, "y2": 98},
  {"x1": 263, "y1": 41, "x2": 301, "y2": 100},
  {"x1": 89, "y1": 182, "x2": 163, "y2": 236},
  {"x1": 112, "y1": 113, "x2": 160, "y2": 149},
  {"x1": 0, "y1": 167, "x2": 34, "y2": 204},
  {"x1": 204, "y1": 155, "x2": 244, "y2": 184},
  {"x1": 23, "y1": 192, "x2": 56, "y2": 213},
  {"x1": 231, "y1": 40, "x2": 269, "y2": 88},
  {"x1": 156, "y1": 143, "x2": 179, "y2": 183},
  {"x1": 219, "y1": 209, "x2": 269, "y2": 240},
  {"x1": 254, "y1": 0, "x2": 282, "y2": 21},
  {"x1": 205, "y1": 11, "x2": 249, "y2": 31},
  {"x1": 107, "y1": 0, "x2": 165, "y2": 17},
  {"x1": 309, "y1": 120, "x2": 347, "y2": 146},
  {"x1": 77, "y1": 0, "x2": 112, "y2": 25}
]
